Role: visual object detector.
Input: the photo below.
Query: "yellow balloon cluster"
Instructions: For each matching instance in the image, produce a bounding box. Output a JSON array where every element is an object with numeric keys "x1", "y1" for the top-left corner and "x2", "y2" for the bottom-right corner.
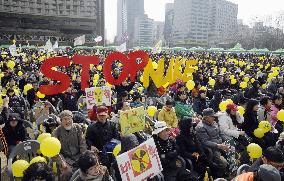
[{"x1": 247, "y1": 143, "x2": 262, "y2": 159}]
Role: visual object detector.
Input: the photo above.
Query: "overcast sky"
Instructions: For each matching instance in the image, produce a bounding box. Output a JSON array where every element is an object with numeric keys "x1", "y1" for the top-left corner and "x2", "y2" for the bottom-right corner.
[{"x1": 105, "y1": 0, "x2": 284, "y2": 42}]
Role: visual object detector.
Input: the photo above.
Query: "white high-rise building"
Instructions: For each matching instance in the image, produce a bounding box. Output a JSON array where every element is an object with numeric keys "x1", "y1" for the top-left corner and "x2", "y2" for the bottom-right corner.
[
  {"x1": 164, "y1": 3, "x2": 174, "y2": 47},
  {"x1": 134, "y1": 14, "x2": 154, "y2": 47},
  {"x1": 116, "y1": 0, "x2": 144, "y2": 47},
  {"x1": 173, "y1": 0, "x2": 210, "y2": 47}
]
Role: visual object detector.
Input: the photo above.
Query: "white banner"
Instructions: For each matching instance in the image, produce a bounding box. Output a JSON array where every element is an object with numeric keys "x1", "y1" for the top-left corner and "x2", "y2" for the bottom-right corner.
[
  {"x1": 117, "y1": 138, "x2": 163, "y2": 181},
  {"x1": 74, "y1": 35, "x2": 86, "y2": 46},
  {"x1": 85, "y1": 86, "x2": 111, "y2": 109},
  {"x1": 9, "y1": 44, "x2": 17, "y2": 56}
]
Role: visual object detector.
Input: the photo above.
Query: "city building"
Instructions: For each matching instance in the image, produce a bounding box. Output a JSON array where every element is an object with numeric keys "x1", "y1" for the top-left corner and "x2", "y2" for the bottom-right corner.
[
  {"x1": 153, "y1": 21, "x2": 164, "y2": 43},
  {"x1": 133, "y1": 14, "x2": 154, "y2": 47},
  {"x1": 0, "y1": 0, "x2": 104, "y2": 46},
  {"x1": 164, "y1": 3, "x2": 174, "y2": 47},
  {"x1": 172, "y1": 0, "x2": 210, "y2": 47},
  {"x1": 116, "y1": 0, "x2": 144, "y2": 47},
  {"x1": 208, "y1": 0, "x2": 238, "y2": 47}
]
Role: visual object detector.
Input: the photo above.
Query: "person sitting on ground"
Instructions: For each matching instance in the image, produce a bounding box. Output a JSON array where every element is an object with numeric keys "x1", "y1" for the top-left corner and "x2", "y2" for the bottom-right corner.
[
  {"x1": 22, "y1": 162, "x2": 54, "y2": 181},
  {"x1": 258, "y1": 96, "x2": 272, "y2": 123},
  {"x1": 75, "y1": 150, "x2": 112, "y2": 181},
  {"x1": 193, "y1": 89, "x2": 208, "y2": 116},
  {"x1": 158, "y1": 99, "x2": 178, "y2": 128},
  {"x1": 195, "y1": 108, "x2": 229, "y2": 178},
  {"x1": 175, "y1": 91, "x2": 195, "y2": 120},
  {"x1": 86, "y1": 106, "x2": 120, "y2": 167},
  {"x1": 153, "y1": 121, "x2": 197, "y2": 181},
  {"x1": 52, "y1": 110, "x2": 87, "y2": 171},
  {"x1": 3, "y1": 113, "x2": 28, "y2": 155}
]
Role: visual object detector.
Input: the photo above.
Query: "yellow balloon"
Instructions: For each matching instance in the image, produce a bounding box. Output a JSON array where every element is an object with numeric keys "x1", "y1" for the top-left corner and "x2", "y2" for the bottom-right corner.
[
  {"x1": 208, "y1": 79, "x2": 216, "y2": 87},
  {"x1": 237, "y1": 106, "x2": 245, "y2": 116},
  {"x1": 93, "y1": 74, "x2": 100, "y2": 80},
  {"x1": 37, "y1": 133, "x2": 51, "y2": 143},
  {"x1": 97, "y1": 65, "x2": 102, "y2": 71},
  {"x1": 113, "y1": 144, "x2": 121, "y2": 157},
  {"x1": 254, "y1": 128, "x2": 265, "y2": 138},
  {"x1": 24, "y1": 84, "x2": 33, "y2": 92},
  {"x1": 226, "y1": 99, "x2": 233, "y2": 104},
  {"x1": 18, "y1": 71, "x2": 23, "y2": 76},
  {"x1": 258, "y1": 121, "x2": 271, "y2": 133},
  {"x1": 250, "y1": 78, "x2": 255, "y2": 83},
  {"x1": 7, "y1": 60, "x2": 16, "y2": 69},
  {"x1": 37, "y1": 91, "x2": 45, "y2": 99},
  {"x1": 244, "y1": 77, "x2": 250, "y2": 82},
  {"x1": 147, "y1": 106, "x2": 157, "y2": 117},
  {"x1": 247, "y1": 143, "x2": 262, "y2": 159},
  {"x1": 40, "y1": 137, "x2": 61, "y2": 157},
  {"x1": 186, "y1": 80, "x2": 195, "y2": 91},
  {"x1": 219, "y1": 101, "x2": 229, "y2": 112},
  {"x1": 261, "y1": 84, "x2": 267, "y2": 89},
  {"x1": 30, "y1": 156, "x2": 47, "y2": 164},
  {"x1": 200, "y1": 86, "x2": 207, "y2": 91},
  {"x1": 277, "y1": 110, "x2": 284, "y2": 122},
  {"x1": 240, "y1": 82, "x2": 247, "y2": 89},
  {"x1": 231, "y1": 79, "x2": 237, "y2": 85},
  {"x1": 12, "y1": 160, "x2": 29, "y2": 177}
]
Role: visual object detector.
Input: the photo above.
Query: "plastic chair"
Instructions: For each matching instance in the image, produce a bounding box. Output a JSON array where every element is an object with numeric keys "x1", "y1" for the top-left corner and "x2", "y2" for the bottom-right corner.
[
  {"x1": 7, "y1": 140, "x2": 40, "y2": 180},
  {"x1": 236, "y1": 164, "x2": 250, "y2": 176}
]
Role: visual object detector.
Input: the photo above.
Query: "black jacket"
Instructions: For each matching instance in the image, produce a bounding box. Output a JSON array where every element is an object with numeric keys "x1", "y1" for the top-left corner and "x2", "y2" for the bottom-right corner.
[
  {"x1": 193, "y1": 97, "x2": 208, "y2": 116},
  {"x1": 59, "y1": 93, "x2": 79, "y2": 112},
  {"x1": 86, "y1": 121, "x2": 120, "y2": 151},
  {"x1": 27, "y1": 88, "x2": 38, "y2": 108},
  {"x1": 3, "y1": 121, "x2": 28, "y2": 146}
]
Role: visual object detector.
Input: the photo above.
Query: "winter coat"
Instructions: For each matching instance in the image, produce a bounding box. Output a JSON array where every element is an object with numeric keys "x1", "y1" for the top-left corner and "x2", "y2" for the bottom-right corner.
[
  {"x1": 242, "y1": 112, "x2": 259, "y2": 138},
  {"x1": 193, "y1": 97, "x2": 208, "y2": 116},
  {"x1": 59, "y1": 93, "x2": 79, "y2": 112},
  {"x1": 175, "y1": 101, "x2": 195, "y2": 119},
  {"x1": 86, "y1": 121, "x2": 120, "y2": 151},
  {"x1": 257, "y1": 106, "x2": 271, "y2": 122},
  {"x1": 52, "y1": 123, "x2": 87, "y2": 166},
  {"x1": 158, "y1": 106, "x2": 178, "y2": 128},
  {"x1": 218, "y1": 112, "x2": 244, "y2": 139},
  {"x1": 3, "y1": 120, "x2": 28, "y2": 146},
  {"x1": 195, "y1": 121, "x2": 228, "y2": 150}
]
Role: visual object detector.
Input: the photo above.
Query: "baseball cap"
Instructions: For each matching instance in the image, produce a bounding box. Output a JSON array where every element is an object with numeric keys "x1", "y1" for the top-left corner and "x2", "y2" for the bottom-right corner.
[
  {"x1": 258, "y1": 164, "x2": 281, "y2": 181},
  {"x1": 226, "y1": 103, "x2": 238, "y2": 111},
  {"x1": 202, "y1": 108, "x2": 217, "y2": 117}
]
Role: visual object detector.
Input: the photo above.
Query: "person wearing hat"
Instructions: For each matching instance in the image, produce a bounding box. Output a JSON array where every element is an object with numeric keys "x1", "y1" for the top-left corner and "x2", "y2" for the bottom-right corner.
[
  {"x1": 158, "y1": 99, "x2": 178, "y2": 128},
  {"x1": 153, "y1": 121, "x2": 197, "y2": 181},
  {"x1": 7, "y1": 88, "x2": 25, "y2": 119},
  {"x1": 27, "y1": 81, "x2": 40, "y2": 108},
  {"x1": 3, "y1": 113, "x2": 28, "y2": 156},
  {"x1": 195, "y1": 108, "x2": 229, "y2": 178},
  {"x1": 218, "y1": 103, "x2": 245, "y2": 140},
  {"x1": 86, "y1": 106, "x2": 119, "y2": 167},
  {"x1": 52, "y1": 110, "x2": 87, "y2": 169}
]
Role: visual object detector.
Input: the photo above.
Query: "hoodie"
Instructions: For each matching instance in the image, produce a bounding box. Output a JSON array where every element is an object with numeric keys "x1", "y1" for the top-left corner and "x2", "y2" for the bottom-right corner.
[{"x1": 158, "y1": 106, "x2": 178, "y2": 128}]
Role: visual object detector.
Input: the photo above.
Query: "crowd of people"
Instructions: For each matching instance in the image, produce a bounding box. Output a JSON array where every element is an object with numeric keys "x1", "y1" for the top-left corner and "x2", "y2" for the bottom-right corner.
[{"x1": 0, "y1": 46, "x2": 284, "y2": 181}]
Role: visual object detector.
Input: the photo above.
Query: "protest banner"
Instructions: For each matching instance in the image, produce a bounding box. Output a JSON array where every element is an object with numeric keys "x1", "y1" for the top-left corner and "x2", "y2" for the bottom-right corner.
[
  {"x1": 117, "y1": 138, "x2": 163, "y2": 181},
  {"x1": 120, "y1": 107, "x2": 145, "y2": 136},
  {"x1": 85, "y1": 86, "x2": 111, "y2": 109}
]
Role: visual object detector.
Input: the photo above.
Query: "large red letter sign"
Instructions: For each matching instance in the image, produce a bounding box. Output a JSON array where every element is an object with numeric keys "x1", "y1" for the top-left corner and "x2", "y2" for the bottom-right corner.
[
  {"x1": 73, "y1": 55, "x2": 99, "y2": 90},
  {"x1": 39, "y1": 57, "x2": 71, "y2": 95}
]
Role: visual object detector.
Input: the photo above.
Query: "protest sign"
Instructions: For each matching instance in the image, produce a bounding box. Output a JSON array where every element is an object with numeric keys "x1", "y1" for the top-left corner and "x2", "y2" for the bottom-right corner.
[
  {"x1": 120, "y1": 107, "x2": 145, "y2": 136},
  {"x1": 117, "y1": 138, "x2": 163, "y2": 181},
  {"x1": 85, "y1": 86, "x2": 111, "y2": 109}
]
